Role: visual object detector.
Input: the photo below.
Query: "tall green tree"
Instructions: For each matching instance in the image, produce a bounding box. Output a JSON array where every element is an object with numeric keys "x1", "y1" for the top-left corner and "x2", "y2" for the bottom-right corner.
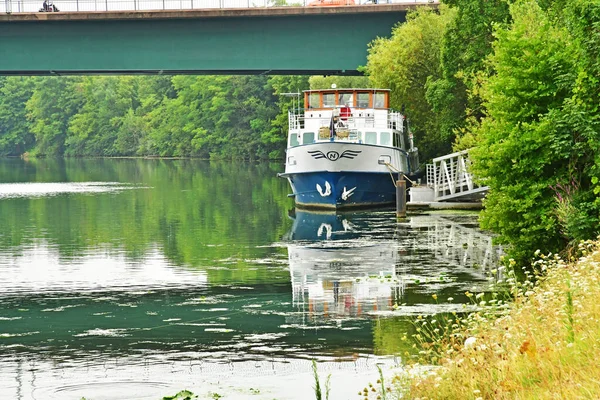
[
  {"x1": 145, "y1": 75, "x2": 280, "y2": 159},
  {"x1": 427, "y1": 0, "x2": 510, "y2": 148},
  {"x1": 27, "y1": 77, "x2": 84, "y2": 157},
  {"x1": 67, "y1": 76, "x2": 141, "y2": 156},
  {"x1": 365, "y1": 6, "x2": 455, "y2": 161},
  {"x1": 0, "y1": 77, "x2": 35, "y2": 156},
  {"x1": 470, "y1": 0, "x2": 600, "y2": 261},
  {"x1": 266, "y1": 75, "x2": 310, "y2": 159}
]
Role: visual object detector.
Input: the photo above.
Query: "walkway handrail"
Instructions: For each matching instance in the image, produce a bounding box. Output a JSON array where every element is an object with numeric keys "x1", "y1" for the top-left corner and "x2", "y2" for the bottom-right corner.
[{"x1": 427, "y1": 149, "x2": 488, "y2": 202}]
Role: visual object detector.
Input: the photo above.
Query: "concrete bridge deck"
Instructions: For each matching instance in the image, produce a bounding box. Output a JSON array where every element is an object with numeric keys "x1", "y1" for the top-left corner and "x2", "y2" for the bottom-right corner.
[
  {"x1": 2, "y1": 3, "x2": 437, "y2": 21},
  {"x1": 0, "y1": 3, "x2": 438, "y2": 75}
]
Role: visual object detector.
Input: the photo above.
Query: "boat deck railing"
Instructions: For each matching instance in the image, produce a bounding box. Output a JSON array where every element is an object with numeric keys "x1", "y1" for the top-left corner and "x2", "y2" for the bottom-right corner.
[{"x1": 288, "y1": 108, "x2": 404, "y2": 131}]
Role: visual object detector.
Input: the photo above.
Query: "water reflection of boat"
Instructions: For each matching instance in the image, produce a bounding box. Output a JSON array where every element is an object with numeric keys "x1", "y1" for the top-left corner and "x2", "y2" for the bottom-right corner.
[
  {"x1": 286, "y1": 210, "x2": 403, "y2": 320},
  {"x1": 284, "y1": 209, "x2": 361, "y2": 241}
]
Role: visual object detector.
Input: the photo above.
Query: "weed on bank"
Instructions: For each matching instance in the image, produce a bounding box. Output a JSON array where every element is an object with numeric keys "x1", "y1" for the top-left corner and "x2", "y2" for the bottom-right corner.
[{"x1": 375, "y1": 239, "x2": 600, "y2": 400}]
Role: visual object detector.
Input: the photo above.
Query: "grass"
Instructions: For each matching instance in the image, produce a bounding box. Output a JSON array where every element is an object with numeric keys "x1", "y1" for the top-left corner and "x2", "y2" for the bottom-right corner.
[
  {"x1": 312, "y1": 359, "x2": 331, "y2": 400},
  {"x1": 383, "y1": 239, "x2": 600, "y2": 399}
]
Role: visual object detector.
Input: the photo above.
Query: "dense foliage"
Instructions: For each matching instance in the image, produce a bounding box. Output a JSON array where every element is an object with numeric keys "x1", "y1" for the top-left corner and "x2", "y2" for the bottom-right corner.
[
  {"x1": 0, "y1": 75, "x2": 311, "y2": 160},
  {"x1": 468, "y1": 0, "x2": 600, "y2": 261},
  {"x1": 363, "y1": 0, "x2": 600, "y2": 259},
  {"x1": 365, "y1": 6, "x2": 456, "y2": 161},
  {"x1": 427, "y1": 0, "x2": 511, "y2": 145}
]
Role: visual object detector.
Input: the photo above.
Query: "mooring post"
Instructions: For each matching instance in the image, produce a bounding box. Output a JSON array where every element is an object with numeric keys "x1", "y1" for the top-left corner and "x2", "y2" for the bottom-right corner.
[{"x1": 396, "y1": 178, "x2": 406, "y2": 218}]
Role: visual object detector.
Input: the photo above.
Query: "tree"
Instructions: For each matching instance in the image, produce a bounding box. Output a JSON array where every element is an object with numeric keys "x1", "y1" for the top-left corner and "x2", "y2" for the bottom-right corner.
[
  {"x1": 469, "y1": 0, "x2": 600, "y2": 261},
  {"x1": 427, "y1": 0, "x2": 510, "y2": 149},
  {"x1": 266, "y1": 75, "x2": 310, "y2": 159},
  {"x1": 67, "y1": 76, "x2": 141, "y2": 156},
  {"x1": 0, "y1": 77, "x2": 35, "y2": 156},
  {"x1": 365, "y1": 6, "x2": 456, "y2": 161},
  {"x1": 308, "y1": 76, "x2": 369, "y2": 90}
]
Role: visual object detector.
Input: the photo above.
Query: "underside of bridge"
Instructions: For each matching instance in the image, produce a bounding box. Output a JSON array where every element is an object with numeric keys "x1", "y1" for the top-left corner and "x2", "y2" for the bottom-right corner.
[{"x1": 0, "y1": 5, "x2": 427, "y2": 75}]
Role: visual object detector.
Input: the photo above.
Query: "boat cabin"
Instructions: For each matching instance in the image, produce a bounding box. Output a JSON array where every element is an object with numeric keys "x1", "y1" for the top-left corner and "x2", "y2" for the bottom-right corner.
[{"x1": 288, "y1": 88, "x2": 408, "y2": 149}]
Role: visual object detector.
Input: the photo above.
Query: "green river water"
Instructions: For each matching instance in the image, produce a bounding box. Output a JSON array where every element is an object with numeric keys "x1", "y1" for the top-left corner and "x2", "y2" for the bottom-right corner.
[{"x1": 0, "y1": 158, "x2": 501, "y2": 400}]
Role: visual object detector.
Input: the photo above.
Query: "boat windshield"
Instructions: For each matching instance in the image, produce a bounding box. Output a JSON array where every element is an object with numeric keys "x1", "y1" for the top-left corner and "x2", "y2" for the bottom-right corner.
[{"x1": 304, "y1": 89, "x2": 389, "y2": 109}]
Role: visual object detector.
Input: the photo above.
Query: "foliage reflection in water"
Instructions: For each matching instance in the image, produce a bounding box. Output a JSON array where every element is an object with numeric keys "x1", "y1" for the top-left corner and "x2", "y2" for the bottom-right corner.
[{"x1": 0, "y1": 158, "x2": 502, "y2": 399}]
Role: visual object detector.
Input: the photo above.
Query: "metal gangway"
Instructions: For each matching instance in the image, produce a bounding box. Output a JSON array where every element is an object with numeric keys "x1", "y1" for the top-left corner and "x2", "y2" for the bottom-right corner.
[{"x1": 426, "y1": 150, "x2": 489, "y2": 202}]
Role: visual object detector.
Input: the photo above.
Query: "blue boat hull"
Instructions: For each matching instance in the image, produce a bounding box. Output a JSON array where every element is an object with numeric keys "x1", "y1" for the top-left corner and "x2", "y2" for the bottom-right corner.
[{"x1": 284, "y1": 171, "x2": 397, "y2": 210}]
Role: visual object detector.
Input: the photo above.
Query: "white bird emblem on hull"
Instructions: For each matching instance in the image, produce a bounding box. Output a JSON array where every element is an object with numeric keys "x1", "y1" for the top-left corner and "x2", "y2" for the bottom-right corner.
[
  {"x1": 317, "y1": 223, "x2": 333, "y2": 239},
  {"x1": 316, "y1": 181, "x2": 332, "y2": 197},
  {"x1": 341, "y1": 186, "x2": 356, "y2": 200}
]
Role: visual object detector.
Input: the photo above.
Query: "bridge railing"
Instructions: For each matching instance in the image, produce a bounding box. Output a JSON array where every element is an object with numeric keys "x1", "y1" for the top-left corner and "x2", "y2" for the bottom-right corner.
[
  {"x1": 0, "y1": 0, "x2": 432, "y2": 14},
  {"x1": 2, "y1": 0, "x2": 435, "y2": 13}
]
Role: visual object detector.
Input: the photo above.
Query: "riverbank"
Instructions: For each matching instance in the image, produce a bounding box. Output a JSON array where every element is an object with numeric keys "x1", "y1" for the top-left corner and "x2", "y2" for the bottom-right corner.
[{"x1": 395, "y1": 240, "x2": 600, "y2": 399}]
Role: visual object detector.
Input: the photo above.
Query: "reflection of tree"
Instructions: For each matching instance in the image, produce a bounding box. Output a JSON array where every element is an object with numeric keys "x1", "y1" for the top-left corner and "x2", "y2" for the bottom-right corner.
[
  {"x1": 0, "y1": 158, "x2": 293, "y2": 284},
  {"x1": 372, "y1": 317, "x2": 415, "y2": 356}
]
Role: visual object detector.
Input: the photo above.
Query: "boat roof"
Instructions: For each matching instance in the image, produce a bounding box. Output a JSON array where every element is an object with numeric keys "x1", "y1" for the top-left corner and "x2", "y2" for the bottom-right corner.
[{"x1": 303, "y1": 88, "x2": 391, "y2": 93}]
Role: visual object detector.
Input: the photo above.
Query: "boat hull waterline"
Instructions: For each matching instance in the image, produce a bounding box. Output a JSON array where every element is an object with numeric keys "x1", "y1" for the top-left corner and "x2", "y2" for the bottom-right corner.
[{"x1": 282, "y1": 171, "x2": 396, "y2": 210}]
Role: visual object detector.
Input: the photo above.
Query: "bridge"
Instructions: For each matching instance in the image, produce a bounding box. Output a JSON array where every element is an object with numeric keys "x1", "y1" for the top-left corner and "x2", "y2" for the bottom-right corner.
[{"x1": 0, "y1": 2, "x2": 438, "y2": 76}]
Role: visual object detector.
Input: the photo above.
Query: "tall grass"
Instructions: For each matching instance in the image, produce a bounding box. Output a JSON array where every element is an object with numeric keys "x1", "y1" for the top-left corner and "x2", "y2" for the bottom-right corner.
[
  {"x1": 380, "y1": 239, "x2": 600, "y2": 399},
  {"x1": 312, "y1": 359, "x2": 331, "y2": 400}
]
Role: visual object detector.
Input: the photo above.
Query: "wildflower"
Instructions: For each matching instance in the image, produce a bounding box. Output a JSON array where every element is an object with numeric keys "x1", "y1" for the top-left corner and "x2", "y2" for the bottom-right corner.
[
  {"x1": 432, "y1": 294, "x2": 438, "y2": 300},
  {"x1": 464, "y1": 337, "x2": 477, "y2": 349}
]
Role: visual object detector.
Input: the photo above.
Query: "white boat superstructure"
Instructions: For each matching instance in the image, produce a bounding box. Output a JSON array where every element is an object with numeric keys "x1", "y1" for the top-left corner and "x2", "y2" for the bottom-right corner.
[{"x1": 280, "y1": 88, "x2": 419, "y2": 209}]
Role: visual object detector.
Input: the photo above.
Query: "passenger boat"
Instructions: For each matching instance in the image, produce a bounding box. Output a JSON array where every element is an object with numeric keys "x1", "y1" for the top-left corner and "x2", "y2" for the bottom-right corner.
[{"x1": 279, "y1": 87, "x2": 419, "y2": 210}]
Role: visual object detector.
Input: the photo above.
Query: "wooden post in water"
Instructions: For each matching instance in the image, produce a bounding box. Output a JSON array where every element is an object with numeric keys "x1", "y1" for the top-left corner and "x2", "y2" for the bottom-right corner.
[{"x1": 396, "y1": 178, "x2": 406, "y2": 218}]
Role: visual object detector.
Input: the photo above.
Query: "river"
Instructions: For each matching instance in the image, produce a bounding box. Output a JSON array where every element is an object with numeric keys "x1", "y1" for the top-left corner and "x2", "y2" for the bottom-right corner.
[{"x1": 0, "y1": 158, "x2": 502, "y2": 400}]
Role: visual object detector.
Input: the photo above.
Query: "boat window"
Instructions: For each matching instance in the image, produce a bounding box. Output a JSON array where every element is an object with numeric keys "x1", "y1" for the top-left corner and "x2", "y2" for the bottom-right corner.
[
  {"x1": 357, "y1": 93, "x2": 369, "y2": 108},
  {"x1": 302, "y1": 132, "x2": 315, "y2": 144},
  {"x1": 289, "y1": 133, "x2": 299, "y2": 147},
  {"x1": 365, "y1": 132, "x2": 377, "y2": 145},
  {"x1": 393, "y1": 132, "x2": 404, "y2": 148},
  {"x1": 308, "y1": 93, "x2": 320, "y2": 109},
  {"x1": 338, "y1": 93, "x2": 353, "y2": 106},
  {"x1": 403, "y1": 130, "x2": 410, "y2": 150},
  {"x1": 322, "y1": 93, "x2": 335, "y2": 107},
  {"x1": 380, "y1": 132, "x2": 391, "y2": 146},
  {"x1": 374, "y1": 93, "x2": 385, "y2": 108}
]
